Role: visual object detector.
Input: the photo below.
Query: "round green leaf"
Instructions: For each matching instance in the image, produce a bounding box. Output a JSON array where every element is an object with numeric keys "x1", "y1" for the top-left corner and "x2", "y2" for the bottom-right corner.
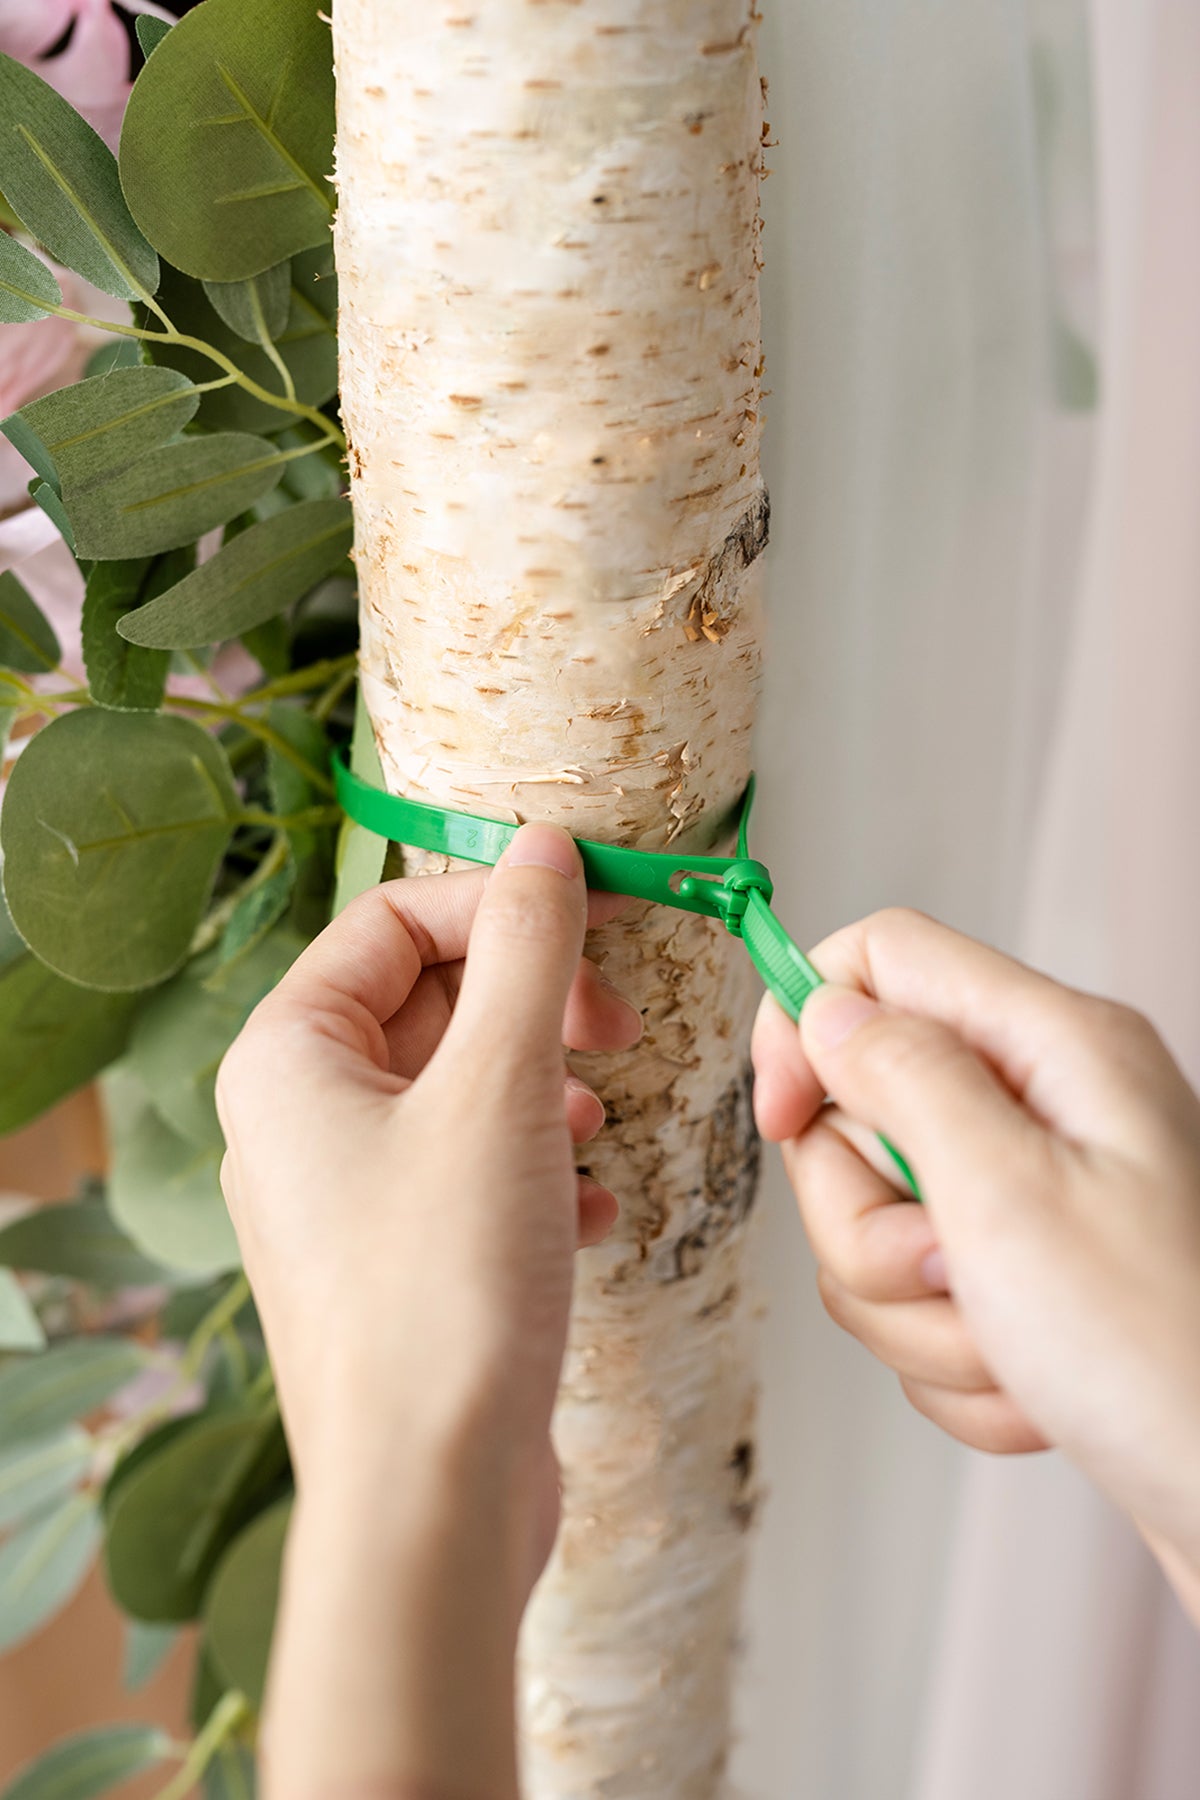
[
  {"x1": 129, "y1": 930, "x2": 303, "y2": 1149},
  {"x1": 108, "y1": 1098, "x2": 237, "y2": 1277},
  {"x1": 0, "y1": 1338, "x2": 148, "y2": 1445},
  {"x1": 0, "y1": 1197, "x2": 169, "y2": 1290},
  {"x1": 119, "y1": 499, "x2": 352, "y2": 648},
  {"x1": 203, "y1": 1497, "x2": 291, "y2": 1710},
  {"x1": 64, "y1": 432, "x2": 285, "y2": 561},
  {"x1": 10, "y1": 368, "x2": 200, "y2": 496},
  {"x1": 0, "y1": 1425, "x2": 92, "y2": 1532},
  {"x1": 0, "y1": 909, "x2": 139, "y2": 1134},
  {"x1": 123, "y1": 1619, "x2": 179, "y2": 1693},
  {"x1": 0, "y1": 572, "x2": 60, "y2": 672},
  {"x1": 81, "y1": 558, "x2": 173, "y2": 713},
  {"x1": 103, "y1": 1409, "x2": 286, "y2": 1621},
  {"x1": 119, "y1": 0, "x2": 334, "y2": 282},
  {"x1": 0, "y1": 1270, "x2": 44, "y2": 1352},
  {"x1": 0, "y1": 231, "x2": 61, "y2": 322},
  {"x1": 0, "y1": 1492, "x2": 100, "y2": 1653},
  {"x1": 1, "y1": 1721, "x2": 174, "y2": 1800},
  {"x1": 0, "y1": 54, "x2": 158, "y2": 301},
  {"x1": 203, "y1": 261, "x2": 291, "y2": 344},
  {"x1": 1, "y1": 709, "x2": 240, "y2": 991}
]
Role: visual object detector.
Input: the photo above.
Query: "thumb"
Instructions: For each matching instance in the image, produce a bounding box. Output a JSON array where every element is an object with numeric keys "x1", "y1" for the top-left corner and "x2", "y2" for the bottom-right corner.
[
  {"x1": 800, "y1": 984, "x2": 1045, "y2": 1203},
  {"x1": 437, "y1": 823, "x2": 587, "y2": 1080}
]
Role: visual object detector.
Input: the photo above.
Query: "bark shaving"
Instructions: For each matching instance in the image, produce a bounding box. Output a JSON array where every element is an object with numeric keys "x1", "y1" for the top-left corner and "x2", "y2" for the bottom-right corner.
[{"x1": 334, "y1": 4, "x2": 767, "y2": 1792}]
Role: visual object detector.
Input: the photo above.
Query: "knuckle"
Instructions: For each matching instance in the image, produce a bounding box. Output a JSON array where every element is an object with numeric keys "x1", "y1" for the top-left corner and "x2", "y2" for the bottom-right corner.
[{"x1": 857, "y1": 1014, "x2": 958, "y2": 1088}]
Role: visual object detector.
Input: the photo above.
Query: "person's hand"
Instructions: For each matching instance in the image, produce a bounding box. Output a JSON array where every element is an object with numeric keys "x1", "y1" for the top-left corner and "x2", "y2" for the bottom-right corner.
[
  {"x1": 215, "y1": 826, "x2": 641, "y2": 1800},
  {"x1": 751, "y1": 909, "x2": 1200, "y2": 1617}
]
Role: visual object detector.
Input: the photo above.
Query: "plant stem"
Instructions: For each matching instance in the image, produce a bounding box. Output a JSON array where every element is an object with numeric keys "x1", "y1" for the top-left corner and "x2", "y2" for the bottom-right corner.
[
  {"x1": 158, "y1": 1692, "x2": 251, "y2": 1800},
  {"x1": 190, "y1": 832, "x2": 292, "y2": 958},
  {"x1": 239, "y1": 803, "x2": 342, "y2": 834},
  {"x1": 311, "y1": 663, "x2": 357, "y2": 721},
  {"x1": 40, "y1": 301, "x2": 347, "y2": 449},
  {"x1": 180, "y1": 1273, "x2": 252, "y2": 1383}
]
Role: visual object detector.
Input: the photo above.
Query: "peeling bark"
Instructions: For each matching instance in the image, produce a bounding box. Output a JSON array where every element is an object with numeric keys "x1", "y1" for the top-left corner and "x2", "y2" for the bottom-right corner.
[{"x1": 333, "y1": 3, "x2": 767, "y2": 1791}]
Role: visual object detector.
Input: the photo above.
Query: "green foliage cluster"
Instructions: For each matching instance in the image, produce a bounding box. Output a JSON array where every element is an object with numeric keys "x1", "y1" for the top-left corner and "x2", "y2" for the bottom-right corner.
[{"x1": 0, "y1": 3, "x2": 371, "y2": 1791}]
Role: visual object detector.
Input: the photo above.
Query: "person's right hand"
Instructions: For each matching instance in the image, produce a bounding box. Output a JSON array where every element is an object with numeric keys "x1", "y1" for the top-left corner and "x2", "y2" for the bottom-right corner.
[{"x1": 751, "y1": 909, "x2": 1200, "y2": 1617}]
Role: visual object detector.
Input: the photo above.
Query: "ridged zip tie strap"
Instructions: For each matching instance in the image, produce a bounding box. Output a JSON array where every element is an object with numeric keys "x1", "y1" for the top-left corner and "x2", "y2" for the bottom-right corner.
[{"x1": 333, "y1": 752, "x2": 919, "y2": 1198}]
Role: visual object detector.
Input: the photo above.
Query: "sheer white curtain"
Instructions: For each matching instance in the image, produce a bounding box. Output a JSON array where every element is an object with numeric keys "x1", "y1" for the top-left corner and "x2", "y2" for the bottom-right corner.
[{"x1": 733, "y1": 1, "x2": 1200, "y2": 1794}]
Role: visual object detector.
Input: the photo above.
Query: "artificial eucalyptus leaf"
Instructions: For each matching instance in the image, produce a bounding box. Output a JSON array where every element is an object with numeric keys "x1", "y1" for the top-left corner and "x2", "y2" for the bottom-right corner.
[
  {"x1": 203, "y1": 262, "x2": 291, "y2": 344},
  {"x1": 84, "y1": 337, "x2": 140, "y2": 378},
  {"x1": 0, "y1": 1491, "x2": 100, "y2": 1653},
  {"x1": 1, "y1": 709, "x2": 240, "y2": 991},
  {"x1": 123, "y1": 1619, "x2": 179, "y2": 1692},
  {"x1": 219, "y1": 862, "x2": 295, "y2": 966},
  {"x1": 118, "y1": 0, "x2": 335, "y2": 282},
  {"x1": 0, "y1": 923, "x2": 140, "y2": 1134},
  {"x1": 9, "y1": 368, "x2": 199, "y2": 496},
  {"x1": 204, "y1": 1742, "x2": 257, "y2": 1800},
  {"x1": 0, "y1": 1268, "x2": 44, "y2": 1351},
  {"x1": 0, "y1": 1721, "x2": 174, "y2": 1800},
  {"x1": 28, "y1": 479, "x2": 74, "y2": 548},
  {"x1": 0, "y1": 1338, "x2": 148, "y2": 1445},
  {"x1": 107, "y1": 1097, "x2": 237, "y2": 1276},
  {"x1": 203, "y1": 1497, "x2": 291, "y2": 1709},
  {"x1": 135, "y1": 15, "x2": 173, "y2": 57},
  {"x1": 65, "y1": 432, "x2": 284, "y2": 561},
  {"x1": 139, "y1": 261, "x2": 337, "y2": 435},
  {"x1": 104, "y1": 1408, "x2": 287, "y2": 1621},
  {"x1": 0, "y1": 572, "x2": 60, "y2": 672},
  {"x1": 118, "y1": 498, "x2": 352, "y2": 648},
  {"x1": 0, "y1": 54, "x2": 158, "y2": 300},
  {"x1": 128, "y1": 929, "x2": 304, "y2": 1150},
  {"x1": 81, "y1": 550, "x2": 193, "y2": 711},
  {"x1": 0, "y1": 228, "x2": 61, "y2": 322},
  {"x1": 0, "y1": 1196, "x2": 169, "y2": 1290},
  {"x1": 0, "y1": 1425, "x2": 92, "y2": 1532}
]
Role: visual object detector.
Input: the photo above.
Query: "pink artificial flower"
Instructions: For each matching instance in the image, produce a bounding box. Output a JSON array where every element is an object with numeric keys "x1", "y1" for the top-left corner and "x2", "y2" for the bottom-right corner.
[{"x1": 0, "y1": 0, "x2": 130, "y2": 149}]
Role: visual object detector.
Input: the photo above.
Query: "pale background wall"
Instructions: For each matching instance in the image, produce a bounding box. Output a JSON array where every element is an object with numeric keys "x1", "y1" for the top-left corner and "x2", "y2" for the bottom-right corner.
[{"x1": 733, "y1": 2, "x2": 1200, "y2": 1796}]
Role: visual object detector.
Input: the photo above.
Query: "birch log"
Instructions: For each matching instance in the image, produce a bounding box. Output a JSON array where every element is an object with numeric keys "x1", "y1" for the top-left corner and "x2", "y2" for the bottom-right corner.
[{"x1": 333, "y1": 4, "x2": 768, "y2": 1792}]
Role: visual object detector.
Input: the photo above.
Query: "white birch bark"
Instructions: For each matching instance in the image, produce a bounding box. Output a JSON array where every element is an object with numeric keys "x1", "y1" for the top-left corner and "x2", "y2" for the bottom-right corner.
[{"x1": 333, "y1": 4, "x2": 768, "y2": 1792}]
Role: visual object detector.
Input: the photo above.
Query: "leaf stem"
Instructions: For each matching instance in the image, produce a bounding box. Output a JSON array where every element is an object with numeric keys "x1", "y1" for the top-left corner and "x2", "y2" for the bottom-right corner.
[
  {"x1": 239, "y1": 803, "x2": 341, "y2": 834},
  {"x1": 36, "y1": 301, "x2": 346, "y2": 448},
  {"x1": 157, "y1": 1691, "x2": 251, "y2": 1800},
  {"x1": 190, "y1": 832, "x2": 291, "y2": 958},
  {"x1": 180, "y1": 1272, "x2": 252, "y2": 1383}
]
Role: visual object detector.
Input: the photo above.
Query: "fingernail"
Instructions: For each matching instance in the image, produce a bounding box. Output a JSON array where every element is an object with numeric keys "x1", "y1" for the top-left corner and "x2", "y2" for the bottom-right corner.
[
  {"x1": 803, "y1": 985, "x2": 881, "y2": 1049},
  {"x1": 500, "y1": 824, "x2": 581, "y2": 880},
  {"x1": 597, "y1": 969, "x2": 644, "y2": 1037},
  {"x1": 921, "y1": 1246, "x2": 949, "y2": 1293}
]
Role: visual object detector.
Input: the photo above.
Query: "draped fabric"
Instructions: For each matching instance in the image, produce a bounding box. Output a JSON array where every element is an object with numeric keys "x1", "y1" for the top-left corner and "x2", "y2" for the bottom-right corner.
[{"x1": 734, "y1": 1, "x2": 1200, "y2": 1793}]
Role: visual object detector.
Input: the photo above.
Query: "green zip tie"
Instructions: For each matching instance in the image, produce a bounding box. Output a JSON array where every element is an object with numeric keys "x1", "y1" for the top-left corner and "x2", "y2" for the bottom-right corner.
[{"x1": 333, "y1": 752, "x2": 920, "y2": 1199}]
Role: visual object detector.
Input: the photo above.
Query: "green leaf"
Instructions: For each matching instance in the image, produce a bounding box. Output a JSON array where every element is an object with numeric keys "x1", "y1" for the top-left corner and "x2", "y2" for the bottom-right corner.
[
  {"x1": 0, "y1": 1722, "x2": 174, "y2": 1800},
  {"x1": 0, "y1": 1425, "x2": 92, "y2": 1532},
  {"x1": 219, "y1": 863, "x2": 295, "y2": 965},
  {"x1": 0, "y1": 232, "x2": 61, "y2": 323},
  {"x1": 1, "y1": 709, "x2": 240, "y2": 991},
  {"x1": 139, "y1": 260, "x2": 337, "y2": 436},
  {"x1": 0, "y1": 1491, "x2": 100, "y2": 1652},
  {"x1": 203, "y1": 262, "x2": 290, "y2": 344},
  {"x1": 6, "y1": 367, "x2": 199, "y2": 496},
  {"x1": 128, "y1": 930, "x2": 303, "y2": 1150},
  {"x1": 203, "y1": 1497, "x2": 291, "y2": 1710},
  {"x1": 0, "y1": 1197, "x2": 169, "y2": 1290},
  {"x1": 108, "y1": 1097, "x2": 237, "y2": 1276},
  {"x1": 0, "y1": 917, "x2": 140, "y2": 1134},
  {"x1": 119, "y1": 0, "x2": 335, "y2": 282},
  {"x1": 104, "y1": 1409, "x2": 287, "y2": 1621},
  {"x1": 0, "y1": 55, "x2": 158, "y2": 301},
  {"x1": 64, "y1": 431, "x2": 285, "y2": 561},
  {"x1": 82, "y1": 552, "x2": 192, "y2": 711},
  {"x1": 118, "y1": 498, "x2": 352, "y2": 648},
  {"x1": 29, "y1": 479, "x2": 75, "y2": 549},
  {"x1": 84, "y1": 337, "x2": 140, "y2": 379},
  {"x1": 0, "y1": 572, "x2": 60, "y2": 672},
  {"x1": 0, "y1": 1338, "x2": 148, "y2": 1445},
  {"x1": 334, "y1": 689, "x2": 387, "y2": 914},
  {"x1": 123, "y1": 1619, "x2": 179, "y2": 1692},
  {"x1": 204, "y1": 1741, "x2": 257, "y2": 1800},
  {"x1": 0, "y1": 1269, "x2": 44, "y2": 1351},
  {"x1": 135, "y1": 16, "x2": 173, "y2": 58}
]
